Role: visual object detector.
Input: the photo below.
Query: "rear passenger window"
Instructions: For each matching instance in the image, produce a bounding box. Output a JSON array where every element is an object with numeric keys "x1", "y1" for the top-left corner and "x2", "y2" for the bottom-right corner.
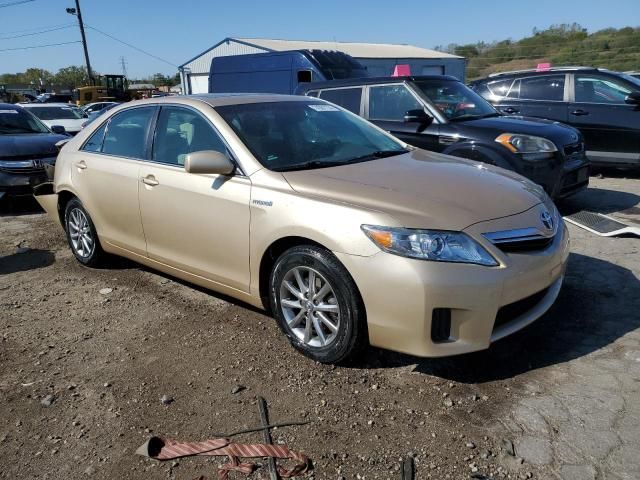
[
  {"x1": 368, "y1": 85, "x2": 422, "y2": 121},
  {"x1": 486, "y1": 79, "x2": 514, "y2": 98},
  {"x1": 319, "y1": 88, "x2": 362, "y2": 114},
  {"x1": 102, "y1": 107, "x2": 155, "y2": 159},
  {"x1": 82, "y1": 122, "x2": 108, "y2": 152},
  {"x1": 517, "y1": 75, "x2": 565, "y2": 101},
  {"x1": 153, "y1": 106, "x2": 227, "y2": 166}
]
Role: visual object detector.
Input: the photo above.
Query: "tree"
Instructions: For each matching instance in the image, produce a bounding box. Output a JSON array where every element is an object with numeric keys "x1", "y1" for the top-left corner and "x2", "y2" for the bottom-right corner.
[{"x1": 53, "y1": 66, "x2": 90, "y2": 88}]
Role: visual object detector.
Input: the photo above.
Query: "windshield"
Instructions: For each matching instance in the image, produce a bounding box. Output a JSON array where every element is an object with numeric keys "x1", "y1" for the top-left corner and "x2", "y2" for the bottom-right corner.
[
  {"x1": 617, "y1": 72, "x2": 640, "y2": 89},
  {"x1": 0, "y1": 107, "x2": 50, "y2": 134},
  {"x1": 26, "y1": 106, "x2": 84, "y2": 121},
  {"x1": 413, "y1": 79, "x2": 498, "y2": 121},
  {"x1": 216, "y1": 101, "x2": 407, "y2": 171}
]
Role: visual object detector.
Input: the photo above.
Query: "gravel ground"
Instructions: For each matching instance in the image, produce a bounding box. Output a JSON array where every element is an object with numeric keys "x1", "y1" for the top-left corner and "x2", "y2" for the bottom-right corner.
[{"x1": 0, "y1": 174, "x2": 639, "y2": 480}]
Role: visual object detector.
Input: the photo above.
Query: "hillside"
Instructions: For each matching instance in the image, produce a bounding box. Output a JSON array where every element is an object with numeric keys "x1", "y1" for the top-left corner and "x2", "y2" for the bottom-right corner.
[{"x1": 437, "y1": 24, "x2": 640, "y2": 80}]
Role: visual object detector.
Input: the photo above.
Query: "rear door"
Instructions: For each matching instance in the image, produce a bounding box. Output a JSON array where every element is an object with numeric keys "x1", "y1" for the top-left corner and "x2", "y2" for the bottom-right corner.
[
  {"x1": 501, "y1": 74, "x2": 569, "y2": 122},
  {"x1": 72, "y1": 107, "x2": 156, "y2": 255},
  {"x1": 364, "y1": 83, "x2": 442, "y2": 152},
  {"x1": 567, "y1": 74, "x2": 640, "y2": 164}
]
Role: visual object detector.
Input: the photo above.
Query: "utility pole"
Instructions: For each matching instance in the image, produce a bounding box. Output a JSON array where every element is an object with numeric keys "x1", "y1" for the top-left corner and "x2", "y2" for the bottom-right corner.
[{"x1": 67, "y1": 0, "x2": 93, "y2": 85}]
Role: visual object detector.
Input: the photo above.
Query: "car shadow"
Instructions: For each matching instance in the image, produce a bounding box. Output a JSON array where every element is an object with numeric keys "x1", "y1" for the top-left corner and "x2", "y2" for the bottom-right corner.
[
  {"x1": 348, "y1": 253, "x2": 640, "y2": 383},
  {"x1": 0, "y1": 249, "x2": 55, "y2": 275},
  {"x1": 558, "y1": 185, "x2": 640, "y2": 216},
  {"x1": 0, "y1": 195, "x2": 44, "y2": 217}
]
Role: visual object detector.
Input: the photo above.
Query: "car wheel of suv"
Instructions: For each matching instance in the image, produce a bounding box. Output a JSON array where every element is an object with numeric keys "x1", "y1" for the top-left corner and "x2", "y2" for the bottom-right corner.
[
  {"x1": 64, "y1": 198, "x2": 105, "y2": 267},
  {"x1": 269, "y1": 245, "x2": 367, "y2": 363}
]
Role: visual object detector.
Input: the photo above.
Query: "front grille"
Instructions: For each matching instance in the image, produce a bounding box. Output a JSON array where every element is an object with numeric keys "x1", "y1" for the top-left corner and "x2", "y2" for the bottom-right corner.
[
  {"x1": 0, "y1": 166, "x2": 45, "y2": 174},
  {"x1": 2, "y1": 152, "x2": 55, "y2": 162},
  {"x1": 493, "y1": 236, "x2": 554, "y2": 253},
  {"x1": 563, "y1": 142, "x2": 584, "y2": 156},
  {"x1": 494, "y1": 287, "x2": 549, "y2": 331}
]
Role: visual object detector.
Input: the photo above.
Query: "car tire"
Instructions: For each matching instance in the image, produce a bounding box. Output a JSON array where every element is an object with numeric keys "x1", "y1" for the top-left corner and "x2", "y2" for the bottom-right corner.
[
  {"x1": 269, "y1": 245, "x2": 367, "y2": 364},
  {"x1": 64, "y1": 198, "x2": 105, "y2": 267}
]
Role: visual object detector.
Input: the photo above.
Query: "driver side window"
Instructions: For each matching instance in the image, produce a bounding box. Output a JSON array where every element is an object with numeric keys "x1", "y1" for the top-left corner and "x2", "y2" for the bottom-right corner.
[
  {"x1": 152, "y1": 106, "x2": 227, "y2": 166},
  {"x1": 368, "y1": 85, "x2": 422, "y2": 121}
]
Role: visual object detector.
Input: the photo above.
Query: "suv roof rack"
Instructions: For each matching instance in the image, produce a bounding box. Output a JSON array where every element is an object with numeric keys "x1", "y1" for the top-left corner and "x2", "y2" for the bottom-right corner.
[{"x1": 488, "y1": 66, "x2": 598, "y2": 78}]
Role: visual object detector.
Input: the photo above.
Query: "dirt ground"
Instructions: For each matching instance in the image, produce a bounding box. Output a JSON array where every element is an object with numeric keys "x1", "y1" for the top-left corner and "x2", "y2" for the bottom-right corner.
[{"x1": 1, "y1": 173, "x2": 639, "y2": 480}]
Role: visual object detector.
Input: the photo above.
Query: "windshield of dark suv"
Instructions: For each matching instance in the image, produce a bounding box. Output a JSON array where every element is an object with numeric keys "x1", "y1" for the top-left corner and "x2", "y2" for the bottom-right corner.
[
  {"x1": 216, "y1": 101, "x2": 408, "y2": 171},
  {"x1": 413, "y1": 79, "x2": 498, "y2": 121},
  {"x1": 0, "y1": 107, "x2": 50, "y2": 134}
]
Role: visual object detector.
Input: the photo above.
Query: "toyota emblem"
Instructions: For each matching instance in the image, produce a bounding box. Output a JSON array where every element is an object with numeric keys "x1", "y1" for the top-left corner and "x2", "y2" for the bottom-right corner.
[{"x1": 541, "y1": 210, "x2": 554, "y2": 231}]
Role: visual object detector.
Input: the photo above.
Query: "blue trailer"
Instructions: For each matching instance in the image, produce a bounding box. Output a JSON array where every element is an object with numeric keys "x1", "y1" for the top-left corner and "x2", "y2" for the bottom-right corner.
[{"x1": 208, "y1": 50, "x2": 368, "y2": 94}]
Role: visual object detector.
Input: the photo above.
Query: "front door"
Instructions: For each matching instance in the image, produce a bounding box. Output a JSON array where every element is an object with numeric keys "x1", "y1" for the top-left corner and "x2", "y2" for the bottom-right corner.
[
  {"x1": 138, "y1": 105, "x2": 251, "y2": 291},
  {"x1": 365, "y1": 83, "x2": 442, "y2": 152},
  {"x1": 71, "y1": 106, "x2": 156, "y2": 255},
  {"x1": 568, "y1": 74, "x2": 640, "y2": 164}
]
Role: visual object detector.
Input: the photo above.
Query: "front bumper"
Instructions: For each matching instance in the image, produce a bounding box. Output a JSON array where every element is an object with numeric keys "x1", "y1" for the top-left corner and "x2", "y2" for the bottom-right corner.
[
  {"x1": 335, "y1": 211, "x2": 570, "y2": 358},
  {"x1": 515, "y1": 146, "x2": 589, "y2": 199},
  {"x1": 0, "y1": 168, "x2": 49, "y2": 197}
]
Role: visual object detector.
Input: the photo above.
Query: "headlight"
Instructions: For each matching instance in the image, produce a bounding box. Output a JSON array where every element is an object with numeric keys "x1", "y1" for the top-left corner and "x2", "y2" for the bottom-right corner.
[
  {"x1": 361, "y1": 225, "x2": 498, "y2": 266},
  {"x1": 495, "y1": 133, "x2": 558, "y2": 156}
]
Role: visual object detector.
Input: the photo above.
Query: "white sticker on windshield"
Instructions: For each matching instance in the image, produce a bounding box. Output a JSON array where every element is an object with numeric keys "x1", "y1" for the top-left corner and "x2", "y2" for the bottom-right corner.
[
  {"x1": 0, "y1": 109, "x2": 19, "y2": 114},
  {"x1": 308, "y1": 104, "x2": 340, "y2": 112}
]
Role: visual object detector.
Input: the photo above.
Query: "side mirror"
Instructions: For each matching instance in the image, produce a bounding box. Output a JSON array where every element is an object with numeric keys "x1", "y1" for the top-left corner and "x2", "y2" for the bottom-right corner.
[
  {"x1": 184, "y1": 150, "x2": 235, "y2": 175},
  {"x1": 404, "y1": 109, "x2": 433, "y2": 133},
  {"x1": 51, "y1": 125, "x2": 66, "y2": 135},
  {"x1": 624, "y1": 92, "x2": 640, "y2": 105}
]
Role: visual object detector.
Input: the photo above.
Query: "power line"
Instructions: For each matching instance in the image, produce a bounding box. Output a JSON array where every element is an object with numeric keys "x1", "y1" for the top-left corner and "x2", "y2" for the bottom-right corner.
[
  {"x1": 0, "y1": 24, "x2": 75, "y2": 40},
  {"x1": 0, "y1": 0, "x2": 34, "y2": 8},
  {"x1": 85, "y1": 24, "x2": 178, "y2": 67},
  {"x1": 0, "y1": 22, "x2": 72, "y2": 34},
  {"x1": 0, "y1": 40, "x2": 81, "y2": 52}
]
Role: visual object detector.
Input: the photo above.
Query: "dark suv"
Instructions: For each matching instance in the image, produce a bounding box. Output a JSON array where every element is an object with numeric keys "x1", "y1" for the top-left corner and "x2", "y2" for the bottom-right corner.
[
  {"x1": 470, "y1": 67, "x2": 640, "y2": 167},
  {"x1": 298, "y1": 76, "x2": 589, "y2": 199}
]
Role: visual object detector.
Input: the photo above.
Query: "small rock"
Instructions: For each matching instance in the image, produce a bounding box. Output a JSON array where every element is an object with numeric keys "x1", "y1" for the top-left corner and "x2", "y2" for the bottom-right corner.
[
  {"x1": 502, "y1": 438, "x2": 516, "y2": 456},
  {"x1": 371, "y1": 384, "x2": 379, "y2": 390},
  {"x1": 444, "y1": 398, "x2": 454, "y2": 408},
  {"x1": 230, "y1": 385, "x2": 246, "y2": 395},
  {"x1": 103, "y1": 382, "x2": 111, "y2": 388},
  {"x1": 160, "y1": 395, "x2": 174, "y2": 405},
  {"x1": 466, "y1": 442, "x2": 476, "y2": 449},
  {"x1": 41, "y1": 394, "x2": 55, "y2": 407},
  {"x1": 481, "y1": 395, "x2": 489, "y2": 401},
  {"x1": 99, "y1": 288, "x2": 113, "y2": 295},
  {"x1": 84, "y1": 465, "x2": 95, "y2": 475},
  {"x1": 367, "y1": 420, "x2": 374, "y2": 426},
  {"x1": 471, "y1": 394, "x2": 479, "y2": 401}
]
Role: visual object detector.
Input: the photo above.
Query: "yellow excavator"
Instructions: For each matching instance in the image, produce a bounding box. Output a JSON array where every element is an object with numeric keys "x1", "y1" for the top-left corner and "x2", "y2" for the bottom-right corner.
[{"x1": 73, "y1": 75, "x2": 130, "y2": 105}]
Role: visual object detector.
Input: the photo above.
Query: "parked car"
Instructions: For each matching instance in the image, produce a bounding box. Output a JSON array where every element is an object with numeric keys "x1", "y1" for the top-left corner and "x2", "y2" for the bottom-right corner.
[
  {"x1": 80, "y1": 103, "x2": 119, "y2": 129},
  {"x1": 81, "y1": 102, "x2": 118, "y2": 115},
  {"x1": 35, "y1": 95, "x2": 568, "y2": 363},
  {"x1": 22, "y1": 103, "x2": 88, "y2": 136},
  {"x1": 208, "y1": 50, "x2": 368, "y2": 95},
  {"x1": 470, "y1": 67, "x2": 640, "y2": 167},
  {"x1": 299, "y1": 76, "x2": 589, "y2": 199},
  {"x1": 0, "y1": 103, "x2": 68, "y2": 199},
  {"x1": 35, "y1": 93, "x2": 74, "y2": 103}
]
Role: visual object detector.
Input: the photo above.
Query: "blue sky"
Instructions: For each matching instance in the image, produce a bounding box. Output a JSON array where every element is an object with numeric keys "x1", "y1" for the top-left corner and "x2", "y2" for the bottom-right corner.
[{"x1": 1, "y1": 0, "x2": 638, "y2": 78}]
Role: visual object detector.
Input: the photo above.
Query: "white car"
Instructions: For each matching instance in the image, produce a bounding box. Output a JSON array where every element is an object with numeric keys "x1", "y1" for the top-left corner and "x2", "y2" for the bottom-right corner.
[{"x1": 22, "y1": 103, "x2": 87, "y2": 135}]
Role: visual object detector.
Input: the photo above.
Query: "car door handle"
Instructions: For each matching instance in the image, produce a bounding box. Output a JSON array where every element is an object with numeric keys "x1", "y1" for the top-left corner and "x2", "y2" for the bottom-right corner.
[
  {"x1": 141, "y1": 175, "x2": 159, "y2": 186},
  {"x1": 570, "y1": 109, "x2": 589, "y2": 116},
  {"x1": 502, "y1": 107, "x2": 519, "y2": 114},
  {"x1": 75, "y1": 161, "x2": 87, "y2": 170}
]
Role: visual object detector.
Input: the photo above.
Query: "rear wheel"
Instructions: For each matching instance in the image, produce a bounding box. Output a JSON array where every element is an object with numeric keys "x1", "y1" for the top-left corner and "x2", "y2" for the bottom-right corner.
[
  {"x1": 269, "y1": 245, "x2": 367, "y2": 363},
  {"x1": 64, "y1": 198, "x2": 105, "y2": 267}
]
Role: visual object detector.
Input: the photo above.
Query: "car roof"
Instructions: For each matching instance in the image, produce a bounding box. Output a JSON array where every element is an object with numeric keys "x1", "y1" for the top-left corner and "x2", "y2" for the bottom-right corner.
[
  {"x1": 0, "y1": 102, "x2": 25, "y2": 110},
  {"x1": 22, "y1": 102, "x2": 77, "y2": 107},
  {"x1": 299, "y1": 75, "x2": 460, "y2": 90},
  {"x1": 475, "y1": 66, "x2": 613, "y2": 82},
  {"x1": 125, "y1": 93, "x2": 322, "y2": 108}
]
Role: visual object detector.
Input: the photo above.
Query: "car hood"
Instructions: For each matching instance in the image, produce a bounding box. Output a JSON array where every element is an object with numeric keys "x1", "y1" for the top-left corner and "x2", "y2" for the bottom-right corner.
[
  {"x1": 282, "y1": 149, "x2": 546, "y2": 231},
  {"x1": 457, "y1": 115, "x2": 581, "y2": 144},
  {"x1": 41, "y1": 118, "x2": 85, "y2": 132},
  {"x1": 0, "y1": 133, "x2": 67, "y2": 159}
]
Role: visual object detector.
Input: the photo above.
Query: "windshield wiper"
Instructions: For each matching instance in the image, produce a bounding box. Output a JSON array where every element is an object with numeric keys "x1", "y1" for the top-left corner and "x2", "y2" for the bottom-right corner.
[
  {"x1": 272, "y1": 160, "x2": 342, "y2": 172},
  {"x1": 346, "y1": 149, "x2": 409, "y2": 163},
  {"x1": 272, "y1": 149, "x2": 408, "y2": 172}
]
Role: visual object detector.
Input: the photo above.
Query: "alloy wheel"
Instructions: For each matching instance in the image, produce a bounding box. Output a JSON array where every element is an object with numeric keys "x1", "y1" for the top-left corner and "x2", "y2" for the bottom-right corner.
[
  {"x1": 68, "y1": 208, "x2": 94, "y2": 258},
  {"x1": 279, "y1": 266, "x2": 341, "y2": 348}
]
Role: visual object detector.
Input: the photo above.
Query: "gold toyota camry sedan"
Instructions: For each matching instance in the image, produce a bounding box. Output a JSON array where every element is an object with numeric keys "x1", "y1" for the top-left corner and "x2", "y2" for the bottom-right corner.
[{"x1": 35, "y1": 94, "x2": 569, "y2": 363}]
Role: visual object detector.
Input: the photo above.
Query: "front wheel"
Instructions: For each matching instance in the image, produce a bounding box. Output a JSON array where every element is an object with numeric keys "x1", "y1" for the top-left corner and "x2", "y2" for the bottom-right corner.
[
  {"x1": 64, "y1": 198, "x2": 105, "y2": 267},
  {"x1": 269, "y1": 245, "x2": 367, "y2": 363}
]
